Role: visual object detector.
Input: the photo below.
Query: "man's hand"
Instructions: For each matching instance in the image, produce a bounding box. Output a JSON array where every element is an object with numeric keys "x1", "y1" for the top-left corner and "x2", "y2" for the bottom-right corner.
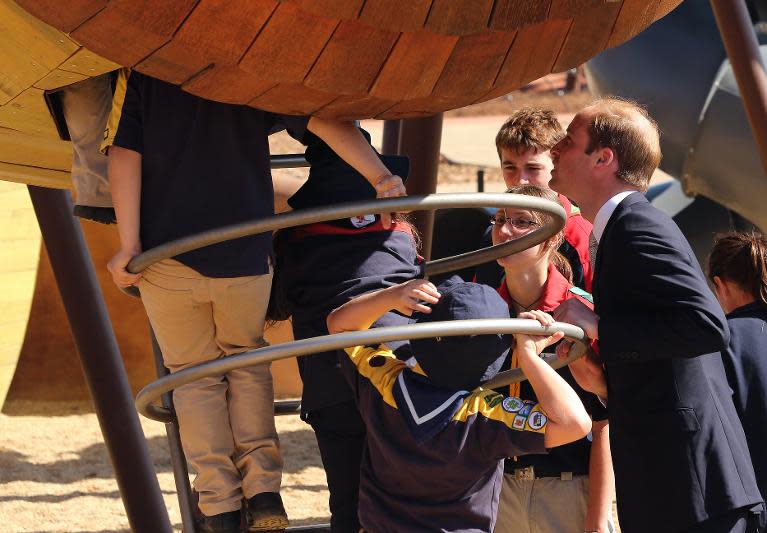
[
  {"x1": 553, "y1": 298, "x2": 599, "y2": 340},
  {"x1": 389, "y1": 278, "x2": 440, "y2": 316},
  {"x1": 559, "y1": 345, "x2": 608, "y2": 399},
  {"x1": 374, "y1": 173, "x2": 407, "y2": 229},
  {"x1": 107, "y1": 248, "x2": 142, "y2": 288},
  {"x1": 516, "y1": 310, "x2": 566, "y2": 355}
]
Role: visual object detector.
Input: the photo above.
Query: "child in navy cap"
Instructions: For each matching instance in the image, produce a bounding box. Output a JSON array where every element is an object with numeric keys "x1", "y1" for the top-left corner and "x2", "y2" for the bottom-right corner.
[{"x1": 327, "y1": 276, "x2": 591, "y2": 533}]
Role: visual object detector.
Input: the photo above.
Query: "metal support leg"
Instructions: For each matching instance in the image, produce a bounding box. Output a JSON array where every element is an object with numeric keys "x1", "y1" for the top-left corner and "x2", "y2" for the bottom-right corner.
[
  {"x1": 397, "y1": 114, "x2": 444, "y2": 260},
  {"x1": 150, "y1": 327, "x2": 198, "y2": 533},
  {"x1": 381, "y1": 119, "x2": 402, "y2": 155},
  {"x1": 27, "y1": 185, "x2": 172, "y2": 533},
  {"x1": 711, "y1": 0, "x2": 767, "y2": 176}
]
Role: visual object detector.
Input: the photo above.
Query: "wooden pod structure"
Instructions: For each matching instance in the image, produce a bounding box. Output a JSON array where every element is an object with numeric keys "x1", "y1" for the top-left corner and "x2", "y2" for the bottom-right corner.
[
  {"x1": 12, "y1": 0, "x2": 683, "y2": 121},
  {"x1": 0, "y1": 0, "x2": 684, "y2": 404}
]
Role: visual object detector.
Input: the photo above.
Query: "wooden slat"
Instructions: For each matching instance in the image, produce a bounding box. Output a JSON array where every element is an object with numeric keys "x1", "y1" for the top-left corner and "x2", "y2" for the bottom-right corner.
[
  {"x1": 135, "y1": 42, "x2": 210, "y2": 85},
  {"x1": 304, "y1": 20, "x2": 399, "y2": 95},
  {"x1": 430, "y1": 31, "x2": 516, "y2": 101},
  {"x1": 33, "y1": 69, "x2": 88, "y2": 91},
  {"x1": 0, "y1": 160, "x2": 71, "y2": 189},
  {"x1": 58, "y1": 47, "x2": 121, "y2": 77},
  {"x1": 489, "y1": 0, "x2": 551, "y2": 32},
  {"x1": 138, "y1": 0, "x2": 277, "y2": 85},
  {"x1": 370, "y1": 31, "x2": 458, "y2": 100},
  {"x1": 550, "y1": 0, "x2": 604, "y2": 19},
  {"x1": 182, "y1": 65, "x2": 275, "y2": 105},
  {"x1": 553, "y1": 2, "x2": 623, "y2": 72},
  {"x1": 482, "y1": 17, "x2": 571, "y2": 101},
  {"x1": 358, "y1": 0, "x2": 433, "y2": 33},
  {"x1": 71, "y1": 0, "x2": 198, "y2": 67},
  {"x1": 608, "y1": 0, "x2": 658, "y2": 48},
  {"x1": 0, "y1": 128, "x2": 72, "y2": 171},
  {"x1": 653, "y1": 0, "x2": 683, "y2": 22},
  {"x1": 0, "y1": 0, "x2": 80, "y2": 105},
  {"x1": 0, "y1": 88, "x2": 59, "y2": 138},
  {"x1": 249, "y1": 83, "x2": 336, "y2": 116},
  {"x1": 285, "y1": 0, "x2": 364, "y2": 20},
  {"x1": 14, "y1": 0, "x2": 107, "y2": 33},
  {"x1": 240, "y1": 2, "x2": 338, "y2": 84},
  {"x1": 425, "y1": 0, "x2": 494, "y2": 35},
  {"x1": 313, "y1": 94, "x2": 394, "y2": 121},
  {"x1": 380, "y1": 94, "x2": 461, "y2": 119}
]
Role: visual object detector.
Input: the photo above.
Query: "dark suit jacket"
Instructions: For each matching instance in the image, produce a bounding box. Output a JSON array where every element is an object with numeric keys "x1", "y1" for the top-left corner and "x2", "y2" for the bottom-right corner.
[
  {"x1": 721, "y1": 302, "x2": 767, "y2": 527},
  {"x1": 593, "y1": 192, "x2": 761, "y2": 532}
]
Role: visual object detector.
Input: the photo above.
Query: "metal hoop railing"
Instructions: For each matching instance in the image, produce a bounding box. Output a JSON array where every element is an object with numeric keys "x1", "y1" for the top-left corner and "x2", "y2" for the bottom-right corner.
[
  {"x1": 136, "y1": 319, "x2": 588, "y2": 423},
  {"x1": 124, "y1": 193, "x2": 566, "y2": 284}
]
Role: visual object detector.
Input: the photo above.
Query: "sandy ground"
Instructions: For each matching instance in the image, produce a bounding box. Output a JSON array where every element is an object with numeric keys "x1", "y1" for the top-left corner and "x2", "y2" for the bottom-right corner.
[
  {"x1": 0, "y1": 88, "x2": 631, "y2": 533},
  {"x1": 0, "y1": 401, "x2": 328, "y2": 532}
]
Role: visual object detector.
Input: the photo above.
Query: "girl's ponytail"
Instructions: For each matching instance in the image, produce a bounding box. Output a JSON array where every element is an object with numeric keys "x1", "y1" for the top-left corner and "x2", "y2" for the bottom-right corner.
[{"x1": 708, "y1": 231, "x2": 767, "y2": 306}]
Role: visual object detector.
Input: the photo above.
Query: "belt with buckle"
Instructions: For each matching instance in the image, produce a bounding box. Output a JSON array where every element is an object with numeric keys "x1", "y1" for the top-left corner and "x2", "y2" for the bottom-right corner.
[{"x1": 512, "y1": 466, "x2": 575, "y2": 481}]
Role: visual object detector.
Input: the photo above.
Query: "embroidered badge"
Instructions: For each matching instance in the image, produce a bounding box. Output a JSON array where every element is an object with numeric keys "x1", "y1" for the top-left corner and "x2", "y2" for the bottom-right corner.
[
  {"x1": 350, "y1": 214, "x2": 376, "y2": 228},
  {"x1": 527, "y1": 411, "x2": 548, "y2": 430},
  {"x1": 519, "y1": 403, "x2": 533, "y2": 416},
  {"x1": 512, "y1": 415, "x2": 527, "y2": 430},
  {"x1": 502, "y1": 397, "x2": 524, "y2": 413}
]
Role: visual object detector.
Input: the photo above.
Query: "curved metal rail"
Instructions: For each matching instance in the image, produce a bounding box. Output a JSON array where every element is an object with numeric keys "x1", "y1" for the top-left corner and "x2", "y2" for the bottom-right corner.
[
  {"x1": 137, "y1": 319, "x2": 588, "y2": 423},
  {"x1": 124, "y1": 193, "x2": 566, "y2": 287}
]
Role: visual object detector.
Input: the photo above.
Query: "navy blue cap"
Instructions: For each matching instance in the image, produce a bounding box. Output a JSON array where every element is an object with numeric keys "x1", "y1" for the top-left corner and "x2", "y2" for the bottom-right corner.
[
  {"x1": 288, "y1": 128, "x2": 409, "y2": 210},
  {"x1": 410, "y1": 276, "x2": 512, "y2": 391}
]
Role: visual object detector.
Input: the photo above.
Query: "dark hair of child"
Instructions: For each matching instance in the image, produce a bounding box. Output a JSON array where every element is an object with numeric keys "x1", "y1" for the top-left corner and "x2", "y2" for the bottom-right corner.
[{"x1": 708, "y1": 231, "x2": 767, "y2": 306}]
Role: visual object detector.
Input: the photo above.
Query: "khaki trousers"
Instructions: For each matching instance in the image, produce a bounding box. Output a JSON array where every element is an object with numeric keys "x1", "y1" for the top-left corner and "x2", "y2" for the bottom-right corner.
[
  {"x1": 138, "y1": 259, "x2": 280, "y2": 516},
  {"x1": 494, "y1": 474, "x2": 614, "y2": 533}
]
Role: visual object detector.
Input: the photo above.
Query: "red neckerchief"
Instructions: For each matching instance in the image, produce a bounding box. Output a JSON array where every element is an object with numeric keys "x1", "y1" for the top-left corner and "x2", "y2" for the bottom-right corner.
[
  {"x1": 290, "y1": 219, "x2": 413, "y2": 241},
  {"x1": 496, "y1": 263, "x2": 580, "y2": 313}
]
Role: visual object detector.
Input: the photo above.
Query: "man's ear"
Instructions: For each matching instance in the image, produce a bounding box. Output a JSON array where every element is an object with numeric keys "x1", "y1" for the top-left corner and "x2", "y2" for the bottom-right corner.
[{"x1": 596, "y1": 147, "x2": 615, "y2": 167}]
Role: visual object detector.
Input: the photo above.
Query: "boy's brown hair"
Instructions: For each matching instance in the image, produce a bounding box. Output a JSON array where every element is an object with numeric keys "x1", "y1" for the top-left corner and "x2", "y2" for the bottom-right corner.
[{"x1": 495, "y1": 108, "x2": 564, "y2": 158}]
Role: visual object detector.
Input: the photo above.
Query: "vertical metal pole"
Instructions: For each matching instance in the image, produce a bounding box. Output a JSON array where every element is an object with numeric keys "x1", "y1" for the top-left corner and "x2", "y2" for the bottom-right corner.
[
  {"x1": 477, "y1": 169, "x2": 485, "y2": 192},
  {"x1": 381, "y1": 119, "x2": 402, "y2": 155},
  {"x1": 150, "y1": 328, "x2": 198, "y2": 533},
  {"x1": 27, "y1": 185, "x2": 172, "y2": 533},
  {"x1": 397, "y1": 114, "x2": 443, "y2": 259},
  {"x1": 710, "y1": 0, "x2": 767, "y2": 176}
]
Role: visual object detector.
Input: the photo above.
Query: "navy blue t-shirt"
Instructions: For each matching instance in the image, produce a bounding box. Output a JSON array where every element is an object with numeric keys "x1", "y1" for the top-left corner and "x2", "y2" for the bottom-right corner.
[{"x1": 102, "y1": 68, "x2": 309, "y2": 277}]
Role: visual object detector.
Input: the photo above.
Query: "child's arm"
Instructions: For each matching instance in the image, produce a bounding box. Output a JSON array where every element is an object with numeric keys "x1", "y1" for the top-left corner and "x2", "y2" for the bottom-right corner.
[
  {"x1": 306, "y1": 117, "x2": 406, "y2": 228},
  {"x1": 515, "y1": 310, "x2": 592, "y2": 448},
  {"x1": 327, "y1": 279, "x2": 440, "y2": 334},
  {"x1": 106, "y1": 146, "x2": 143, "y2": 288}
]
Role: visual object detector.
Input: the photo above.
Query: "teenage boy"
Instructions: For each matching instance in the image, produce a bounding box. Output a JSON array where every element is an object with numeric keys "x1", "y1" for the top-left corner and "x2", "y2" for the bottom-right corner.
[
  {"x1": 102, "y1": 68, "x2": 405, "y2": 533},
  {"x1": 476, "y1": 109, "x2": 593, "y2": 291},
  {"x1": 326, "y1": 276, "x2": 591, "y2": 533}
]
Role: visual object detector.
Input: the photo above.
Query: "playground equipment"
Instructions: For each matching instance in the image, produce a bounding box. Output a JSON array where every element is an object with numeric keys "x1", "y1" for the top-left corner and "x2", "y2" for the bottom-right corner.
[
  {"x1": 129, "y1": 191, "x2": 581, "y2": 532},
  {"x1": 12, "y1": 0, "x2": 681, "y2": 119},
  {"x1": 8, "y1": 1, "x2": 767, "y2": 532}
]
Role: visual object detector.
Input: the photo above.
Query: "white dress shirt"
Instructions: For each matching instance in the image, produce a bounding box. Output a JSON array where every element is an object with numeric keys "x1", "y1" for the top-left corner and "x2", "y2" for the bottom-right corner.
[{"x1": 591, "y1": 190, "x2": 637, "y2": 244}]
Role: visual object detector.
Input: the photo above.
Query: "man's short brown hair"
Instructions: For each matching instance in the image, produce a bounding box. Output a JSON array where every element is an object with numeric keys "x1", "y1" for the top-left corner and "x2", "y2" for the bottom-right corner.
[
  {"x1": 495, "y1": 108, "x2": 564, "y2": 157},
  {"x1": 585, "y1": 97, "x2": 662, "y2": 191}
]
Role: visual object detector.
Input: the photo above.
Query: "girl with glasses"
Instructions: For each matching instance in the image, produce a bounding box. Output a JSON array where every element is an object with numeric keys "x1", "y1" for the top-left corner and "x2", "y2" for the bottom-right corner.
[{"x1": 490, "y1": 184, "x2": 615, "y2": 533}]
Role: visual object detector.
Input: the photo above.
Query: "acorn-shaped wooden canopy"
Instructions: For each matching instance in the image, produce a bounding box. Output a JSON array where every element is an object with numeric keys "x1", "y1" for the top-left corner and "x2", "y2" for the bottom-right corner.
[{"x1": 16, "y1": 0, "x2": 681, "y2": 120}]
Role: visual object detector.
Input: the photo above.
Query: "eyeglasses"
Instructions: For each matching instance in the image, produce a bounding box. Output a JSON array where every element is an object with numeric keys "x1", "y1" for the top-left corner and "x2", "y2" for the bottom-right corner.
[{"x1": 490, "y1": 214, "x2": 540, "y2": 230}]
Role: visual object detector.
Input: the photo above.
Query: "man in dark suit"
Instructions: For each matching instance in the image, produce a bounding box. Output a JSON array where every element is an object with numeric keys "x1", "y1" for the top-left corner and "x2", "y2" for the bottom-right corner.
[{"x1": 551, "y1": 98, "x2": 763, "y2": 533}]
